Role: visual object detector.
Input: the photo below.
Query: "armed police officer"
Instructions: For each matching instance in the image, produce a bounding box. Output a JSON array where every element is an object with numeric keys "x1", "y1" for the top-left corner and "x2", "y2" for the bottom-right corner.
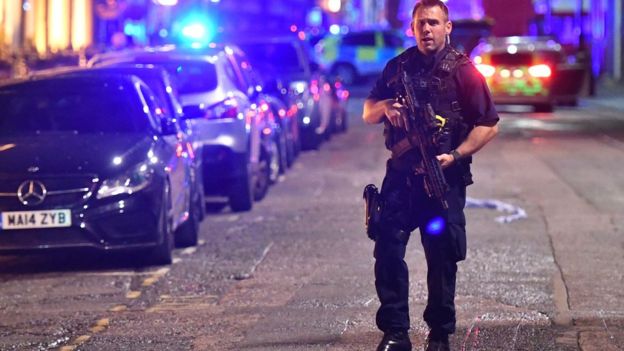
[{"x1": 362, "y1": 1, "x2": 499, "y2": 350}]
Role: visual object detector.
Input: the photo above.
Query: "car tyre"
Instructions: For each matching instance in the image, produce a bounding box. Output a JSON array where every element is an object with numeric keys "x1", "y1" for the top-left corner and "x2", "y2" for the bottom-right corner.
[
  {"x1": 253, "y1": 149, "x2": 271, "y2": 201},
  {"x1": 229, "y1": 166, "x2": 253, "y2": 212},
  {"x1": 267, "y1": 138, "x2": 282, "y2": 181},
  {"x1": 175, "y1": 185, "x2": 202, "y2": 248},
  {"x1": 277, "y1": 132, "x2": 289, "y2": 174},
  {"x1": 146, "y1": 183, "x2": 174, "y2": 265}
]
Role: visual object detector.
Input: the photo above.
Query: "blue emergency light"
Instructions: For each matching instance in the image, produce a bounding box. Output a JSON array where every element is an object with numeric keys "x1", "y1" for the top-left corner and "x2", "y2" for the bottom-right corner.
[{"x1": 176, "y1": 13, "x2": 216, "y2": 48}]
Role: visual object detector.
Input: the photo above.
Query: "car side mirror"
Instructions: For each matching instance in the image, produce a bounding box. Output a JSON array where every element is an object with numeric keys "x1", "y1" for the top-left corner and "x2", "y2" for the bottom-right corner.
[{"x1": 182, "y1": 105, "x2": 205, "y2": 119}]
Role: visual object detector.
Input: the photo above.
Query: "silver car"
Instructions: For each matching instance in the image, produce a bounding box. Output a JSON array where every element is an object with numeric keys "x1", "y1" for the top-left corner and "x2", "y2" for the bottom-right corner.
[{"x1": 89, "y1": 46, "x2": 278, "y2": 212}]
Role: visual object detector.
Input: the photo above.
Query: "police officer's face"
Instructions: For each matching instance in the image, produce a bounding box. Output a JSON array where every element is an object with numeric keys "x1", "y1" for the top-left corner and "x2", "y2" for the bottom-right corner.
[{"x1": 411, "y1": 5, "x2": 452, "y2": 55}]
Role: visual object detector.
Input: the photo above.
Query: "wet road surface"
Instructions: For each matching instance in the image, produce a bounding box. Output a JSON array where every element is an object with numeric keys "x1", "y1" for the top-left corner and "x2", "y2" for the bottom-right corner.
[{"x1": 0, "y1": 96, "x2": 623, "y2": 350}]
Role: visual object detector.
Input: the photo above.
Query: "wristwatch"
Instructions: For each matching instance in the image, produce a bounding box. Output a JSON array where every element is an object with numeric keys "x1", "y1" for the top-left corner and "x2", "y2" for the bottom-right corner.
[{"x1": 450, "y1": 149, "x2": 462, "y2": 162}]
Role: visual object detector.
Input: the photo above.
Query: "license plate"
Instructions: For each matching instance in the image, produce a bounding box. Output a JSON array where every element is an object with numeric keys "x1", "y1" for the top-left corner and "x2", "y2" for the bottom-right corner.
[{"x1": 0, "y1": 210, "x2": 72, "y2": 230}]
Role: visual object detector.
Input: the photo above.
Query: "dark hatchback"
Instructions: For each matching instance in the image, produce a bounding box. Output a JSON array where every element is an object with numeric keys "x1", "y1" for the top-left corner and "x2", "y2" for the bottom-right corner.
[{"x1": 0, "y1": 74, "x2": 198, "y2": 264}]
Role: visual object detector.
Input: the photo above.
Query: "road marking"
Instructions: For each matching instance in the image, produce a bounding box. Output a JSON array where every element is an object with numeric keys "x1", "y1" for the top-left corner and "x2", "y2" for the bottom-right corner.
[
  {"x1": 233, "y1": 242, "x2": 273, "y2": 280},
  {"x1": 181, "y1": 247, "x2": 196, "y2": 255},
  {"x1": 340, "y1": 319, "x2": 349, "y2": 335},
  {"x1": 126, "y1": 291, "x2": 141, "y2": 299},
  {"x1": 462, "y1": 314, "x2": 483, "y2": 351},
  {"x1": 74, "y1": 335, "x2": 91, "y2": 344},
  {"x1": 89, "y1": 318, "x2": 110, "y2": 333},
  {"x1": 142, "y1": 277, "x2": 158, "y2": 286},
  {"x1": 109, "y1": 304, "x2": 127, "y2": 312}
]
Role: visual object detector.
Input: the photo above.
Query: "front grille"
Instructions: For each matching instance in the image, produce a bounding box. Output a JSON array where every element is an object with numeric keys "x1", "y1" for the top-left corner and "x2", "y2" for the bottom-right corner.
[{"x1": 0, "y1": 175, "x2": 97, "y2": 210}]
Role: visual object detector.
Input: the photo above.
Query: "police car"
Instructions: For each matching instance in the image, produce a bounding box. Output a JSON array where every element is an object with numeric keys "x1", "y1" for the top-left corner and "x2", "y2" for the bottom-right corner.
[
  {"x1": 470, "y1": 36, "x2": 587, "y2": 112},
  {"x1": 315, "y1": 29, "x2": 407, "y2": 85}
]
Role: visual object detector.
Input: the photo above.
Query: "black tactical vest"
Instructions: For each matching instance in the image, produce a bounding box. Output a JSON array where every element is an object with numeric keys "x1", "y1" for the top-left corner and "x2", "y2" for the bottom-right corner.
[{"x1": 384, "y1": 46, "x2": 475, "y2": 185}]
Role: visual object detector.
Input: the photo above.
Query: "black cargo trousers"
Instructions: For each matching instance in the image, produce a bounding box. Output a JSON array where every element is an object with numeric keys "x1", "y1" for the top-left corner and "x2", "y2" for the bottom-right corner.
[{"x1": 374, "y1": 161, "x2": 467, "y2": 336}]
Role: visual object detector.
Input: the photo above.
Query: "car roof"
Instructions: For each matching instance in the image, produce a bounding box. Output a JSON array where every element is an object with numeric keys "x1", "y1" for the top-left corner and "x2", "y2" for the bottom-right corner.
[
  {"x1": 87, "y1": 45, "x2": 236, "y2": 67},
  {"x1": 0, "y1": 72, "x2": 141, "y2": 91}
]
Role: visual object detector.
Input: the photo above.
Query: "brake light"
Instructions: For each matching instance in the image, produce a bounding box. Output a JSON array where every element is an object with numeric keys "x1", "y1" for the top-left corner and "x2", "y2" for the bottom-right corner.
[
  {"x1": 528, "y1": 64, "x2": 551, "y2": 78},
  {"x1": 476, "y1": 64, "x2": 495, "y2": 77},
  {"x1": 206, "y1": 99, "x2": 239, "y2": 119}
]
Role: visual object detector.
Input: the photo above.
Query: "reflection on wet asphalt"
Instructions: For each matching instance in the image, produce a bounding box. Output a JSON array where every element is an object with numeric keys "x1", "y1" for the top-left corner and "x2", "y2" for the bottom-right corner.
[{"x1": 0, "y1": 97, "x2": 623, "y2": 350}]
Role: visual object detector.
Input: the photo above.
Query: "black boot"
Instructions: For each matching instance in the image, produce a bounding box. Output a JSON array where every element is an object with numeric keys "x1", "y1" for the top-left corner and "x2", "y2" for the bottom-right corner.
[
  {"x1": 376, "y1": 331, "x2": 412, "y2": 351},
  {"x1": 423, "y1": 332, "x2": 450, "y2": 351}
]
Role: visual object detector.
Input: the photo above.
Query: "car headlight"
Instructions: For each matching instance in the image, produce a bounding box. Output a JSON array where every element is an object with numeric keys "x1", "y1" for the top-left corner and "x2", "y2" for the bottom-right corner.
[
  {"x1": 97, "y1": 163, "x2": 154, "y2": 199},
  {"x1": 289, "y1": 81, "x2": 308, "y2": 95}
]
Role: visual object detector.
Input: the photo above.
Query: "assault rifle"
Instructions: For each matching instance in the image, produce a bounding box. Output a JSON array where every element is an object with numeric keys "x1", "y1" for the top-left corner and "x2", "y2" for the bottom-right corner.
[{"x1": 396, "y1": 70, "x2": 449, "y2": 209}]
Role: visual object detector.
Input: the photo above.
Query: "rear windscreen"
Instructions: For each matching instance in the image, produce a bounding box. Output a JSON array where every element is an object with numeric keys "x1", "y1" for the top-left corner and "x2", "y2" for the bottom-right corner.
[
  {"x1": 490, "y1": 51, "x2": 562, "y2": 66},
  {"x1": 490, "y1": 53, "x2": 533, "y2": 66},
  {"x1": 129, "y1": 59, "x2": 218, "y2": 95}
]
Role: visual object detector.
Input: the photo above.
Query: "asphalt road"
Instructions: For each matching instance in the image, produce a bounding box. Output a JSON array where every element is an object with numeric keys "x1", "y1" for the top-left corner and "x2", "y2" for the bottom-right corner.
[{"x1": 0, "y1": 95, "x2": 623, "y2": 351}]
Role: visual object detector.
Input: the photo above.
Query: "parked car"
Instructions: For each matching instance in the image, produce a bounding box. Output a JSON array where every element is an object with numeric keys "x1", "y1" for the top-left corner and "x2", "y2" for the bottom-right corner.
[
  {"x1": 47, "y1": 64, "x2": 206, "y2": 241},
  {"x1": 470, "y1": 36, "x2": 587, "y2": 112},
  {"x1": 89, "y1": 45, "x2": 279, "y2": 211},
  {"x1": 235, "y1": 36, "x2": 339, "y2": 149},
  {"x1": 0, "y1": 73, "x2": 201, "y2": 264},
  {"x1": 315, "y1": 29, "x2": 406, "y2": 85}
]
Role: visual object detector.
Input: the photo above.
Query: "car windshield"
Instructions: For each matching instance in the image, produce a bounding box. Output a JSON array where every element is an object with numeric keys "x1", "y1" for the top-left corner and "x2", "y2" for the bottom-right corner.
[
  {"x1": 0, "y1": 79, "x2": 149, "y2": 135},
  {"x1": 239, "y1": 43, "x2": 304, "y2": 74},
  {"x1": 151, "y1": 61, "x2": 218, "y2": 94}
]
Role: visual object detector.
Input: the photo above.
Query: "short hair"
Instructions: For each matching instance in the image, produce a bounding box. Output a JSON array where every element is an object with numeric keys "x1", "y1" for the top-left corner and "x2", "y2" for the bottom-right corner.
[{"x1": 411, "y1": 0, "x2": 450, "y2": 21}]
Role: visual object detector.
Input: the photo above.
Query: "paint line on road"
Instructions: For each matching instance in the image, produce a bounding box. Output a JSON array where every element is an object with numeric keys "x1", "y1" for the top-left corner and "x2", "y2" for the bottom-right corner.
[
  {"x1": 74, "y1": 335, "x2": 91, "y2": 344},
  {"x1": 126, "y1": 291, "x2": 141, "y2": 299},
  {"x1": 109, "y1": 304, "x2": 127, "y2": 312},
  {"x1": 181, "y1": 247, "x2": 197, "y2": 255},
  {"x1": 234, "y1": 242, "x2": 274, "y2": 280},
  {"x1": 599, "y1": 310, "x2": 622, "y2": 348},
  {"x1": 142, "y1": 277, "x2": 158, "y2": 286},
  {"x1": 142, "y1": 266, "x2": 171, "y2": 286},
  {"x1": 89, "y1": 318, "x2": 110, "y2": 333},
  {"x1": 340, "y1": 319, "x2": 350, "y2": 335},
  {"x1": 462, "y1": 314, "x2": 482, "y2": 351},
  {"x1": 510, "y1": 313, "x2": 527, "y2": 350}
]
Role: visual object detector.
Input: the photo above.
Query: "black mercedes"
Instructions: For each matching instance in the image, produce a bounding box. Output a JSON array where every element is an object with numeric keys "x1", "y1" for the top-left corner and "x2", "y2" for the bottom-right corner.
[{"x1": 0, "y1": 73, "x2": 202, "y2": 265}]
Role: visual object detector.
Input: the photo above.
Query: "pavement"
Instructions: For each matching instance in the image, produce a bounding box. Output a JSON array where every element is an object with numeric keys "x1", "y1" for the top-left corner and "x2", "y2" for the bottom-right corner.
[{"x1": 580, "y1": 79, "x2": 624, "y2": 112}]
